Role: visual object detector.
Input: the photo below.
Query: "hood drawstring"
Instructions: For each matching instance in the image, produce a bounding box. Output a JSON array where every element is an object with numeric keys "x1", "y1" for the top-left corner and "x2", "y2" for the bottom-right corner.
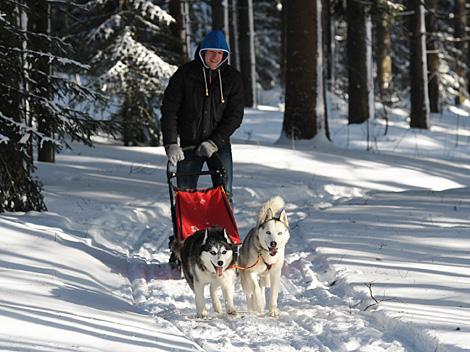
[
  {"x1": 218, "y1": 69, "x2": 225, "y2": 104},
  {"x1": 202, "y1": 67, "x2": 209, "y2": 97},
  {"x1": 202, "y1": 67, "x2": 225, "y2": 104}
]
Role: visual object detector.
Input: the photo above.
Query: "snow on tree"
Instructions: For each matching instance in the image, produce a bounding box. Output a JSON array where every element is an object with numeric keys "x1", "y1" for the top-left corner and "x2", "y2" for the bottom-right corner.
[
  {"x1": 189, "y1": 1, "x2": 211, "y2": 48},
  {"x1": 253, "y1": 0, "x2": 281, "y2": 90},
  {"x1": 71, "y1": 0, "x2": 178, "y2": 146},
  {"x1": 169, "y1": 0, "x2": 192, "y2": 61},
  {"x1": 0, "y1": 0, "x2": 108, "y2": 212}
]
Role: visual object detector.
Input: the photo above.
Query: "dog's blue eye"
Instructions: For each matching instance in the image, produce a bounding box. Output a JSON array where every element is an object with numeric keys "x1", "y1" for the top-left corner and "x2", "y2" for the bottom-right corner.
[
  {"x1": 210, "y1": 251, "x2": 216, "y2": 255},
  {"x1": 222, "y1": 250, "x2": 227, "y2": 254},
  {"x1": 278, "y1": 232, "x2": 283, "y2": 235}
]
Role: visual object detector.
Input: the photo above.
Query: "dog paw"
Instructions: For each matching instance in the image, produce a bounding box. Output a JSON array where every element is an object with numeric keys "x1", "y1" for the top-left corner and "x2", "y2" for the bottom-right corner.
[
  {"x1": 196, "y1": 310, "x2": 208, "y2": 319},
  {"x1": 268, "y1": 308, "x2": 279, "y2": 317},
  {"x1": 227, "y1": 308, "x2": 237, "y2": 316},
  {"x1": 213, "y1": 304, "x2": 223, "y2": 314}
]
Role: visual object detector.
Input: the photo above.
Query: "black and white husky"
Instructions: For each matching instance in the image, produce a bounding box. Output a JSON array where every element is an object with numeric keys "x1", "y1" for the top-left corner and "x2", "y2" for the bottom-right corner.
[
  {"x1": 239, "y1": 196, "x2": 290, "y2": 317},
  {"x1": 176, "y1": 226, "x2": 238, "y2": 318}
]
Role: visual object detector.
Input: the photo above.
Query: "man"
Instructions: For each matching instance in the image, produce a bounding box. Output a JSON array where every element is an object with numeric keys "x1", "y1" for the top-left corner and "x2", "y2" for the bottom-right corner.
[{"x1": 161, "y1": 30, "x2": 244, "y2": 206}]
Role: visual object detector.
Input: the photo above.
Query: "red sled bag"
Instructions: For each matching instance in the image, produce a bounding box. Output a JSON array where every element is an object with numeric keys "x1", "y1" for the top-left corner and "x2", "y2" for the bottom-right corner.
[
  {"x1": 167, "y1": 151, "x2": 241, "y2": 269},
  {"x1": 174, "y1": 185, "x2": 240, "y2": 244}
]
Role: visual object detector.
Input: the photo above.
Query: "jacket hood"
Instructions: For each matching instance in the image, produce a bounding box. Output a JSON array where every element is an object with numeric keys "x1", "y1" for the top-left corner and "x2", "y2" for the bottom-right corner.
[{"x1": 197, "y1": 30, "x2": 230, "y2": 70}]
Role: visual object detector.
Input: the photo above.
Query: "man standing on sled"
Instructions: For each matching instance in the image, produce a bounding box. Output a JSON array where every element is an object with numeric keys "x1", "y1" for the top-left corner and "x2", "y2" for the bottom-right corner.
[{"x1": 160, "y1": 30, "x2": 244, "y2": 208}]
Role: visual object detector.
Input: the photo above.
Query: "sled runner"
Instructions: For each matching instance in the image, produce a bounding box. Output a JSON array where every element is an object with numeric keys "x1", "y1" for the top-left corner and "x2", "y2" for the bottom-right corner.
[{"x1": 166, "y1": 150, "x2": 241, "y2": 268}]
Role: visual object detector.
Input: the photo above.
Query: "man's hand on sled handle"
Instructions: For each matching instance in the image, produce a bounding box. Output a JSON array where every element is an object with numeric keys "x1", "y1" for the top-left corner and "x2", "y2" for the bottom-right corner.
[
  {"x1": 196, "y1": 140, "x2": 218, "y2": 158},
  {"x1": 165, "y1": 144, "x2": 185, "y2": 165}
]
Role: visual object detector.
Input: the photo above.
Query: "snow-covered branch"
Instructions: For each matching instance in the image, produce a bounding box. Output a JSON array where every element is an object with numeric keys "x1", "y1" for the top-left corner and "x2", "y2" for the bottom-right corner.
[
  {"x1": 0, "y1": 111, "x2": 62, "y2": 147},
  {"x1": 93, "y1": 29, "x2": 176, "y2": 94},
  {"x1": 129, "y1": 0, "x2": 174, "y2": 25},
  {"x1": 0, "y1": 45, "x2": 90, "y2": 69}
]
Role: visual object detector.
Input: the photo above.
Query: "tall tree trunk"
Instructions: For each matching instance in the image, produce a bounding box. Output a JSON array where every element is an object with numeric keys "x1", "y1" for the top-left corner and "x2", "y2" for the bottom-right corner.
[
  {"x1": 282, "y1": 0, "x2": 324, "y2": 140},
  {"x1": 183, "y1": 1, "x2": 191, "y2": 60},
  {"x1": 122, "y1": 90, "x2": 132, "y2": 147},
  {"x1": 322, "y1": 0, "x2": 333, "y2": 85},
  {"x1": 409, "y1": 0, "x2": 430, "y2": 129},
  {"x1": 29, "y1": 0, "x2": 55, "y2": 162},
  {"x1": 426, "y1": 0, "x2": 439, "y2": 112},
  {"x1": 280, "y1": 0, "x2": 286, "y2": 94},
  {"x1": 238, "y1": 0, "x2": 256, "y2": 107},
  {"x1": 454, "y1": 0, "x2": 466, "y2": 105},
  {"x1": 212, "y1": 0, "x2": 228, "y2": 34},
  {"x1": 322, "y1": 0, "x2": 331, "y2": 140},
  {"x1": 228, "y1": 0, "x2": 240, "y2": 69},
  {"x1": 376, "y1": 9, "x2": 392, "y2": 99},
  {"x1": 20, "y1": 1, "x2": 33, "y2": 164},
  {"x1": 347, "y1": 0, "x2": 374, "y2": 124},
  {"x1": 169, "y1": 0, "x2": 191, "y2": 61}
]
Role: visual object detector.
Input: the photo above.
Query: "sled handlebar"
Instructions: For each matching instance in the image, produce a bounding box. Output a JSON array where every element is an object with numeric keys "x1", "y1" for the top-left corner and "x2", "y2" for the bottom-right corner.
[{"x1": 166, "y1": 147, "x2": 226, "y2": 186}]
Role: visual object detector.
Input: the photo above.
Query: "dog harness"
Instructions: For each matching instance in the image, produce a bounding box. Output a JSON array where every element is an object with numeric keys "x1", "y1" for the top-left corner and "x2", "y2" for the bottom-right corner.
[
  {"x1": 230, "y1": 254, "x2": 272, "y2": 271},
  {"x1": 231, "y1": 212, "x2": 288, "y2": 271}
]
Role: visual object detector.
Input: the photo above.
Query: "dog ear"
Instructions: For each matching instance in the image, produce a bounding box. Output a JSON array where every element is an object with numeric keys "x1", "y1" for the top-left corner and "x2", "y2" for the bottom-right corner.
[
  {"x1": 263, "y1": 208, "x2": 274, "y2": 223},
  {"x1": 202, "y1": 228, "x2": 208, "y2": 245},
  {"x1": 223, "y1": 229, "x2": 232, "y2": 244},
  {"x1": 279, "y1": 209, "x2": 289, "y2": 228}
]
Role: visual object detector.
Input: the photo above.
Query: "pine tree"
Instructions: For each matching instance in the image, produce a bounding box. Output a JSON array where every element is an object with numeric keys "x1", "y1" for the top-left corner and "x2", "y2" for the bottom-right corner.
[
  {"x1": 211, "y1": 0, "x2": 228, "y2": 32},
  {"x1": 238, "y1": 0, "x2": 256, "y2": 107},
  {"x1": 374, "y1": 1, "x2": 393, "y2": 99},
  {"x1": 347, "y1": 0, "x2": 374, "y2": 124},
  {"x1": 228, "y1": 0, "x2": 240, "y2": 70},
  {"x1": 253, "y1": 0, "x2": 281, "y2": 90},
  {"x1": 0, "y1": 0, "x2": 45, "y2": 212},
  {"x1": 29, "y1": 0, "x2": 54, "y2": 162},
  {"x1": 453, "y1": 0, "x2": 466, "y2": 105},
  {"x1": 1, "y1": 0, "x2": 106, "y2": 212},
  {"x1": 426, "y1": 0, "x2": 439, "y2": 112},
  {"x1": 427, "y1": 0, "x2": 465, "y2": 106},
  {"x1": 408, "y1": 0, "x2": 430, "y2": 129},
  {"x1": 169, "y1": 0, "x2": 191, "y2": 61},
  {"x1": 282, "y1": 0, "x2": 325, "y2": 140},
  {"x1": 189, "y1": 1, "x2": 211, "y2": 45},
  {"x1": 71, "y1": 0, "x2": 178, "y2": 146}
]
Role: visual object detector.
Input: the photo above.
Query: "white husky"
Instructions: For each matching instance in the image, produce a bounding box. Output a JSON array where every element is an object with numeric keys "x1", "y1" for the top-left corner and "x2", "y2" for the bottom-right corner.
[
  {"x1": 175, "y1": 226, "x2": 238, "y2": 318},
  {"x1": 239, "y1": 196, "x2": 290, "y2": 316}
]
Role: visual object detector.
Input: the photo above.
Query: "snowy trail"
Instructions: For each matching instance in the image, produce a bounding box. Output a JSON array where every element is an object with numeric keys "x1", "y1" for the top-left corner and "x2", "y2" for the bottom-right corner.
[
  {"x1": 55, "y1": 176, "x2": 466, "y2": 352},
  {"x1": 21, "y1": 102, "x2": 469, "y2": 351},
  {"x1": 126, "y1": 255, "x2": 408, "y2": 352},
  {"x1": 127, "y1": 231, "x2": 411, "y2": 352},
  {"x1": 113, "y1": 172, "x2": 416, "y2": 351},
  {"x1": 124, "y1": 183, "x2": 466, "y2": 352}
]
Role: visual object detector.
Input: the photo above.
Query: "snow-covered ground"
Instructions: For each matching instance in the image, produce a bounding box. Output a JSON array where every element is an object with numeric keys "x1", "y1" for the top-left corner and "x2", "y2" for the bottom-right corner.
[{"x1": 1, "y1": 98, "x2": 470, "y2": 351}]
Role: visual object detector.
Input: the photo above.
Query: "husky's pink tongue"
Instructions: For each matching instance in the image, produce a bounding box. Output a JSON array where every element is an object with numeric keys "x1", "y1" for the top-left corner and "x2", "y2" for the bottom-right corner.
[
  {"x1": 269, "y1": 247, "x2": 278, "y2": 256},
  {"x1": 216, "y1": 266, "x2": 223, "y2": 276}
]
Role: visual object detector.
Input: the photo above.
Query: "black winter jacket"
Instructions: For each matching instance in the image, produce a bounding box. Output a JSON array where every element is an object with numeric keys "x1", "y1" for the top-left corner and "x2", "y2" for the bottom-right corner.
[{"x1": 160, "y1": 59, "x2": 244, "y2": 148}]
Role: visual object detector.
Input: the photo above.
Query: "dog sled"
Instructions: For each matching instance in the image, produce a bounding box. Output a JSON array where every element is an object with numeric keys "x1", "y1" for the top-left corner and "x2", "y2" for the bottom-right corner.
[{"x1": 166, "y1": 150, "x2": 241, "y2": 268}]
